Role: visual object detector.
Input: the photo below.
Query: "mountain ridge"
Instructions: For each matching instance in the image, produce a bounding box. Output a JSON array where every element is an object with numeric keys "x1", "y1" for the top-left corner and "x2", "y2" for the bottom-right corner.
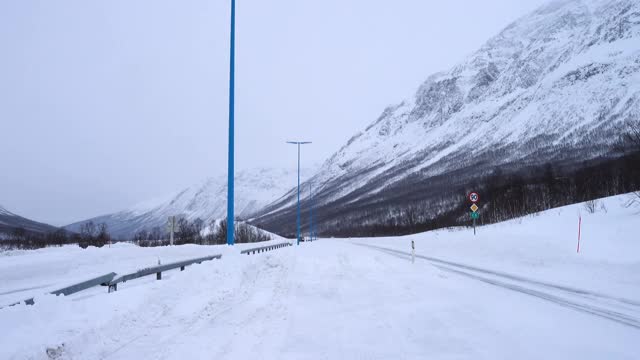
[
  {"x1": 252, "y1": 0, "x2": 640, "y2": 235},
  {"x1": 66, "y1": 167, "x2": 313, "y2": 239},
  {"x1": 0, "y1": 205, "x2": 60, "y2": 236}
]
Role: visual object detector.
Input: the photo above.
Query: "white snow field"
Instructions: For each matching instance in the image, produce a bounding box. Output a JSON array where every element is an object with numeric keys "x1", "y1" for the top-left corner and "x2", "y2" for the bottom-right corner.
[{"x1": 1, "y1": 195, "x2": 639, "y2": 359}]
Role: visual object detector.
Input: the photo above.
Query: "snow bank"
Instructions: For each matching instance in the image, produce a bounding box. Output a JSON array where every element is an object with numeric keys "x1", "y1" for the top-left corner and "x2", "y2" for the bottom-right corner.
[{"x1": 0, "y1": 195, "x2": 637, "y2": 359}]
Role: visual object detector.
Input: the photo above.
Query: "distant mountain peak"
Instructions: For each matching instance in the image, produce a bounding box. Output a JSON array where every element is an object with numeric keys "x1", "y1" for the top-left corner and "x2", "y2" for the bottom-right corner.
[
  {"x1": 65, "y1": 166, "x2": 315, "y2": 239},
  {"x1": 0, "y1": 205, "x2": 10, "y2": 216},
  {"x1": 0, "y1": 205, "x2": 59, "y2": 235}
]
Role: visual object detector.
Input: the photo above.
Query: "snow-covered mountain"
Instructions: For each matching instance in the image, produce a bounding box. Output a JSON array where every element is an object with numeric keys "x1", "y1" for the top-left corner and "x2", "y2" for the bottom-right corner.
[
  {"x1": 65, "y1": 168, "x2": 310, "y2": 239},
  {"x1": 0, "y1": 205, "x2": 60, "y2": 236},
  {"x1": 0, "y1": 205, "x2": 10, "y2": 216},
  {"x1": 254, "y1": 0, "x2": 640, "y2": 234}
]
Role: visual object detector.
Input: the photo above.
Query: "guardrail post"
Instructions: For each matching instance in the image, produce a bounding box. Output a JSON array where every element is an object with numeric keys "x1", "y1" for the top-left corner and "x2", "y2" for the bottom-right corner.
[
  {"x1": 157, "y1": 272, "x2": 162, "y2": 280},
  {"x1": 108, "y1": 284, "x2": 117, "y2": 293},
  {"x1": 180, "y1": 266, "x2": 185, "y2": 271}
]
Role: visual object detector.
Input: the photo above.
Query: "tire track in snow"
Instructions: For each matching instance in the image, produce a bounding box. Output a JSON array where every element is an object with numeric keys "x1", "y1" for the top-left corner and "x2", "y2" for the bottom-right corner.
[
  {"x1": 354, "y1": 243, "x2": 640, "y2": 330},
  {"x1": 57, "y1": 257, "x2": 279, "y2": 360}
]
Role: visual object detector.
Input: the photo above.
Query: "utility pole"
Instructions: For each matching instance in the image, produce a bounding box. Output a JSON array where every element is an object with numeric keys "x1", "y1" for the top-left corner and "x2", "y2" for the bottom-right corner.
[
  {"x1": 167, "y1": 216, "x2": 179, "y2": 246},
  {"x1": 226, "y1": 0, "x2": 236, "y2": 246},
  {"x1": 170, "y1": 217, "x2": 175, "y2": 246},
  {"x1": 287, "y1": 141, "x2": 311, "y2": 245},
  {"x1": 309, "y1": 182, "x2": 313, "y2": 242}
]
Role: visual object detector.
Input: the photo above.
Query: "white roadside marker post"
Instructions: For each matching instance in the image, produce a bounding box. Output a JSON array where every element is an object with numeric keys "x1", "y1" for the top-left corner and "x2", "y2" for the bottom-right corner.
[{"x1": 411, "y1": 240, "x2": 415, "y2": 264}]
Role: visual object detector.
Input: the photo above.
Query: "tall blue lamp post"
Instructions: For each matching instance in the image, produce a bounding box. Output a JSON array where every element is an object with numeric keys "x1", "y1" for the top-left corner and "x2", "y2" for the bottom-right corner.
[
  {"x1": 287, "y1": 141, "x2": 311, "y2": 245},
  {"x1": 226, "y1": 0, "x2": 236, "y2": 245}
]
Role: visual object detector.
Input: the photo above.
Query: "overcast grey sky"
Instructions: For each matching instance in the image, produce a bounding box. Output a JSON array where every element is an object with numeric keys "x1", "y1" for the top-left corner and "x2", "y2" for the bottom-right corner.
[{"x1": 0, "y1": 0, "x2": 550, "y2": 225}]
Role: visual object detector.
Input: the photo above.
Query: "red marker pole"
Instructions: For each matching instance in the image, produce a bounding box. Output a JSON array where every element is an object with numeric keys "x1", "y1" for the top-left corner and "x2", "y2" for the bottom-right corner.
[{"x1": 577, "y1": 216, "x2": 582, "y2": 253}]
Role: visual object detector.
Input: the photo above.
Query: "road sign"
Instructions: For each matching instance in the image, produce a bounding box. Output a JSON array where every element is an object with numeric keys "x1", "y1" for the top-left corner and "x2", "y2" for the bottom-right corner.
[{"x1": 467, "y1": 192, "x2": 480, "y2": 236}]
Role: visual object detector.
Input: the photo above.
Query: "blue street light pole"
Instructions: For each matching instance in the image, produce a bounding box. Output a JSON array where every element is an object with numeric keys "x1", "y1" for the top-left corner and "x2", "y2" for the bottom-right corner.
[
  {"x1": 287, "y1": 141, "x2": 311, "y2": 245},
  {"x1": 226, "y1": 0, "x2": 236, "y2": 246}
]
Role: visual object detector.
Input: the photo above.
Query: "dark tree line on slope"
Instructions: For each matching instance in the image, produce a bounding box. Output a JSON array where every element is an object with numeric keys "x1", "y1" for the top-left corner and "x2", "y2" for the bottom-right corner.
[
  {"x1": 0, "y1": 221, "x2": 111, "y2": 250},
  {"x1": 134, "y1": 218, "x2": 272, "y2": 247},
  {"x1": 616, "y1": 120, "x2": 640, "y2": 208},
  {"x1": 310, "y1": 122, "x2": 640, "y2": 238}
]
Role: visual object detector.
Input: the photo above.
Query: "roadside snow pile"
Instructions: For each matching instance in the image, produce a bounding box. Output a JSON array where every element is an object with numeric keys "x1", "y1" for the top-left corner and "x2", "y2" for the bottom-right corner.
[{"x1": 0, "y1": 238, "x2": 289, "y2": 308}]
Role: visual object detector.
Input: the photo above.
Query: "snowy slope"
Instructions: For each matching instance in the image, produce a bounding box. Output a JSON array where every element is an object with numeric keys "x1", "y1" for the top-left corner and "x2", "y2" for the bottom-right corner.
[
  {"x1": 0, "y1": 205, "x2": 59, "y2": 236},
  {"x1": 255, "y1": 0, "x2": 640, "y2": 231},
  {"x1": 1, "y1": 194, "x2": 638, "y2": 359},
  {"x1": 360, "y1": 193, "x2": 640, "y2": 297},
  {"x1": 66, "y1": 168, "x2": 311, "y2": 239}
]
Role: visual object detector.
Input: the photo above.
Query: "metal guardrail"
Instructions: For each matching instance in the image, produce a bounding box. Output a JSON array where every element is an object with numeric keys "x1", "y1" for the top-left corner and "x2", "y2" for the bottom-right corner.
[
  {"x1": 3, "y1": 255, "x2": 222, "y2": 307},
  {"x1": 240, "y1": 242, "x2": 292, "y2": 255},
  {"x1": 107, "y1": 254, "x2": 222, "y2": 292},
  {"x1": 4, "y1": 246, "x2": 285, "y2": 308},
  {"x1": 9, "y1": 272, "x2": 117, "y2": 307}
]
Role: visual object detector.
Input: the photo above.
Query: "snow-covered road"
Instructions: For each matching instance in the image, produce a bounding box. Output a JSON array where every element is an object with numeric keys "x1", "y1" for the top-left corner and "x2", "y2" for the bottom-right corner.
[
  {"x1": 356, "y1": 242, "x2": 640, "y2": 330},
  {"x1": 1, "y1": 195, "x2": 638, "y2": 359}
]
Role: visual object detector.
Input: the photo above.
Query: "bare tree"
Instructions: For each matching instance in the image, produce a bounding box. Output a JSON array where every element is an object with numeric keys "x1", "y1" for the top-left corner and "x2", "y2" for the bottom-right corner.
[
  {"x1": 149, "y1": 227, "x2": 163, "y2": 241},
  {"x1": 403, "y1": 204, "x2": 420, "y2": 229},
  {"x1": 584, "y1": 200, "x2": 598, "y2": 214},
  {"x1": 615, "y1": 120, "x2": 640, "y2": 210},
  {"x1": 619, "y1": 120, "x2": 640, "y2": 152},
  {"x1": 176, "y1": 218, "x2": 198, "y2": 244},
  {"x1": 619, "y1": 119, "x2": 640, "y2": 207},
  {"x1": 79, "y1": 221, "x2": 97, "y2": 248},
  {"x1": 133, "y1": 229, "x2": 149, "y2": 242},
  {"x1": 10, "y1": 227, "x2": 27, "y2": 242},
  {"x1": 46, "y1": 229, "x2": 69, "y2": 247},
  {"x1": 95, "y1": 223, "x2": 110, "y2": 247},
  {"x1": 214, "y1": 219, "x2": 228, "y2": 245},
  {"x1": 625, "y1": 192, "x2": 640, "y2": 211},
  {"x1": 80, "y1": 221, "x2": 96, "y2": 239}
]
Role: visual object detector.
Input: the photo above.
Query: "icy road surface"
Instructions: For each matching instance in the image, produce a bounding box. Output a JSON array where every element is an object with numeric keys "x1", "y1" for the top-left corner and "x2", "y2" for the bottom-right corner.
[{"x1": 1, "y1": 195, "x2": 639, "y2": 359}]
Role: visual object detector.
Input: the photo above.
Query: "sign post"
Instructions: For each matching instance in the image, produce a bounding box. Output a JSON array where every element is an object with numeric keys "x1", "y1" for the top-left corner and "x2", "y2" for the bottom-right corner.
[
  {"x1": 470, "y1": 210, "x2": 479, "y2": 235},
  {"x1": 468, "y1": 192, "x2": 480, "y2": 236},
  {"x1": 167, "y1": 216, "x2": 179, "y2": 246}
]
